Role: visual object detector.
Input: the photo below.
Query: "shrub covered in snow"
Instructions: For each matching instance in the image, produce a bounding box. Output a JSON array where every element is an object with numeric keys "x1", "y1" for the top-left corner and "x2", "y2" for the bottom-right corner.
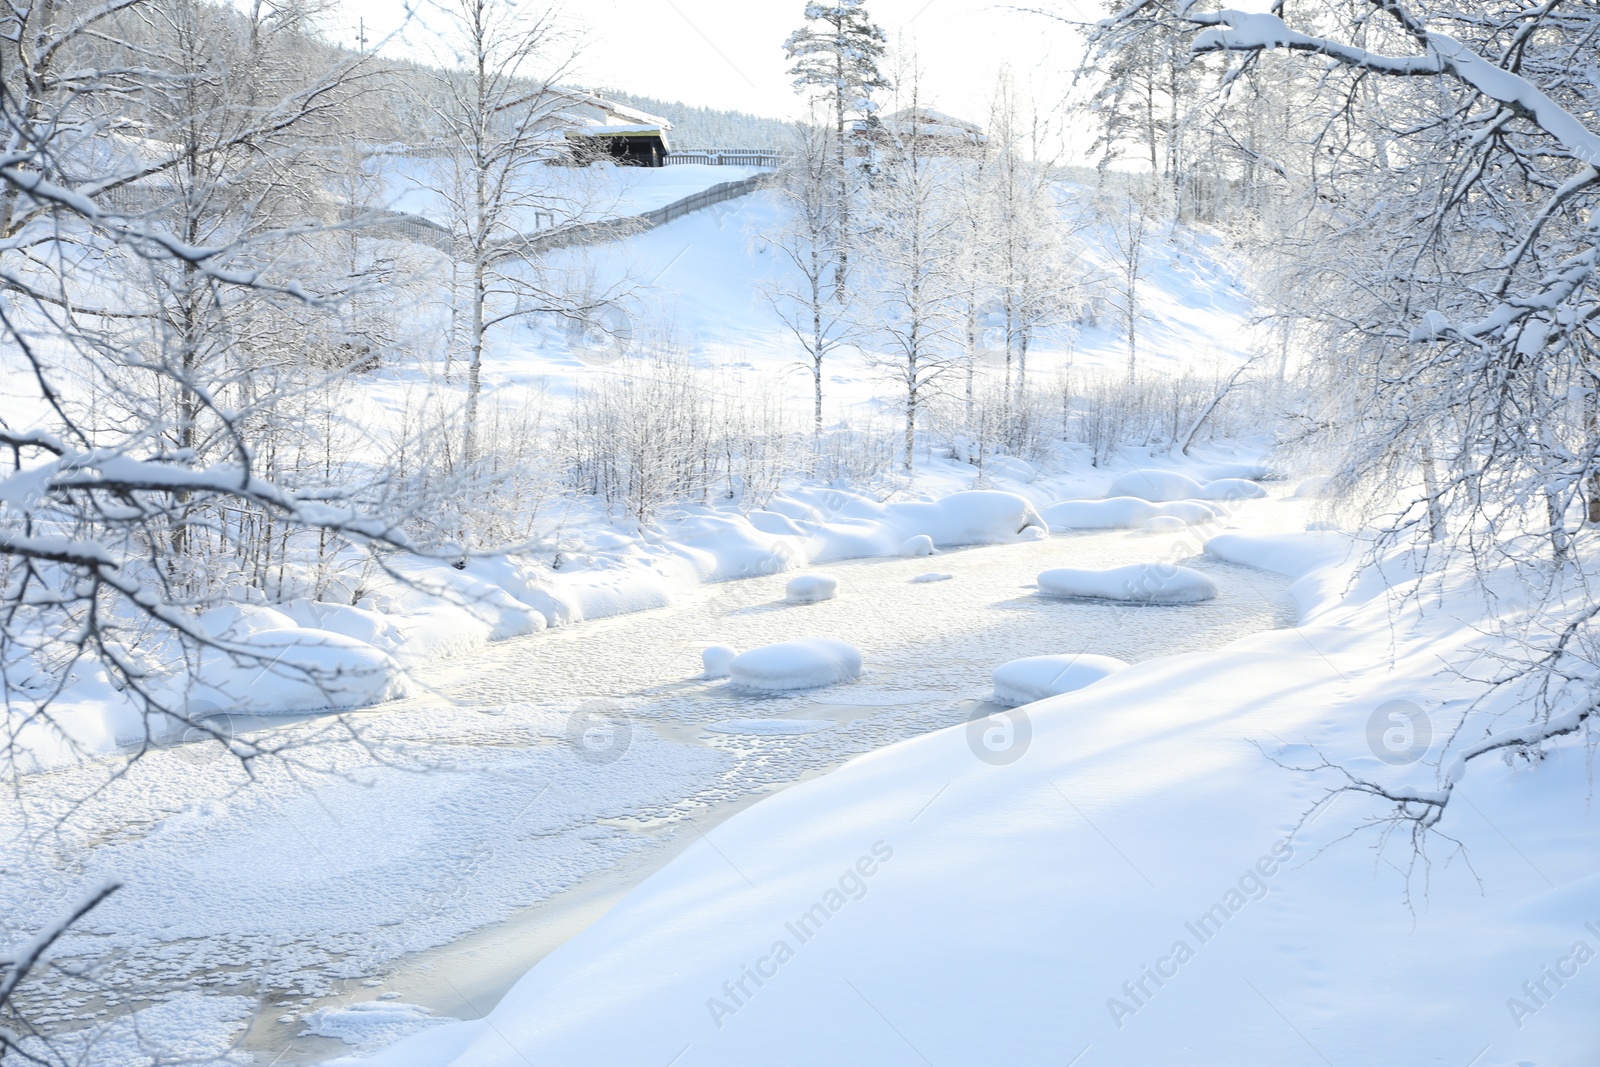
[
  {"x1": 991, "y1": 654, "x2": 1129, "y2": 707},
  {"x1": 785, "y1": 574, "x2": 839, "y2": 604},
  {"x1": 1037, "y1": 564, "x2": 1217, "y2": 604},
  {"x1": 727, "y1": 638, "x2": 863, "y2": 691}
]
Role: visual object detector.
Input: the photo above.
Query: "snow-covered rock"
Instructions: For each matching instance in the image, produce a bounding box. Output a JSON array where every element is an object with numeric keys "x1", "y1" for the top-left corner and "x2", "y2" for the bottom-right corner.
[
  {"x1": 701, "y1": 645, "x2": 737, "y2": 679},
  {"x1": 899, "y1": 534, "x2": 936, "y2": 557},
  {"x1": 990, "y1": 654, "x2": 1129, "y2": 707},
  {"x1": 910, "y1": 572, "x2": 953, "y2": 583},
  {"x1": 1143, "y1": 515, "x2": 1189, "y2": 532},
  {"x1": 1107, "y1": 469, "x2": 1207, "y2": 502},
  {"x1": 727, "y1": 638, "x2": 863, "y2": 692},
  {"x1": 785, "y1": 574, "x2": 839, "y2": 604},
  {"x1": 1199, "y1": 477, "x2": 1268, "y2": 500},
  {"x1": 1037, "y1": 564, "x2": 1217, "y2": 604}
]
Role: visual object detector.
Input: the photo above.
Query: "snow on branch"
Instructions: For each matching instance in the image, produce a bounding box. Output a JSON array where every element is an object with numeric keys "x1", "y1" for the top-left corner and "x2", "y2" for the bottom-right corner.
[{"x1": 1182, "y1": 8, "x2": 1600, "y2": 165}]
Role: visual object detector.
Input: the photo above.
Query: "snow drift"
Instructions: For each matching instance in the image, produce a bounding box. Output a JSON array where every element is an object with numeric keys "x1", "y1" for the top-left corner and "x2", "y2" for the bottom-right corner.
[{"x1": 990, "y1": 654, "x2": 1129, "y2": 707}]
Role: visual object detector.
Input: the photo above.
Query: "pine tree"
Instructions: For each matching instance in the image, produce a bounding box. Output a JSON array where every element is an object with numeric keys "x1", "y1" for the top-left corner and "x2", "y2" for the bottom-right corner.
[{"x1": 783, "y1": 1, "x2": 889, "y2": 299}]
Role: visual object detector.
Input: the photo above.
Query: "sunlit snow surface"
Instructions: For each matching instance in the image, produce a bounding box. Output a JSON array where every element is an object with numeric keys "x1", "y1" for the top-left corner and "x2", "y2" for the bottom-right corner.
[{"x1": 2, "y1": 509, "x2": 1297, "y2": 1064}]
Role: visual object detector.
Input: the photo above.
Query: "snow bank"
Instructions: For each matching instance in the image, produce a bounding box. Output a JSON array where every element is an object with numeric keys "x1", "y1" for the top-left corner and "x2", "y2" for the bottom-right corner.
[
  {"x1": 1202, "y1": 462, "x2": 1274, "y2": 481},
  {"x1": 990, "y1": 654, "x2": 1129, "y2": 707},
  {"x1": 898, "y1": 534, "x2": 935, "y2": 557},
  {"x1": 885, "y1": 490, "x2": 1047, "y2": 547},
  {"x1": 701, "y1": 645, "x2": 737, "y2": 680},
  {"x1": 1198, "y1": 477, "x2": 1267, "y2": 500},
  {"x1": 1142, "y1": 515, "x2": 1188, "y2": 532},
  {"x1": 1042, "y1": 497, "x2": 1221, "y2": 531},
  {"x1": 1037, "y1": 564, "x2": 1217, "y2": 604},
  {"x1": 1107, "y1": 469, "x2": 1206, "y2": 502},
  {"x1": 1205, "y1": 532, "x2": 1351, "y2": 579},
  {"x1": 785, "y1": 574, "x2": 839, "y2": 604},
  {"x1": 727, "y1": 638, "x2": 863, "y2": 692},
  {"x1": 188, "y1": 605, "x2": 410, "y2": 716},
  {"x1": 983, "y1": 456, "x2": 1037, "y2": 483}
]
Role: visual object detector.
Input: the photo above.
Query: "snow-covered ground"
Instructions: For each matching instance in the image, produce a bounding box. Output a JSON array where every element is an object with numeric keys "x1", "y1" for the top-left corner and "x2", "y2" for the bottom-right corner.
[
  {"x1": 345, "y1": 520, "x2": 1600, "y2": 1067},
  {"x1": 4, "y1": 478, "x2": 1303, "y2": 1065}
]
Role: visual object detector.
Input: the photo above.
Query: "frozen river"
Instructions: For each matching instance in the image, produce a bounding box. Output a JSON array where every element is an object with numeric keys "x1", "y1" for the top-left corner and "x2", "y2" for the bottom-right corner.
[{"x1": 5, "y1": 509, "x2": 1298, "y2": 1064}]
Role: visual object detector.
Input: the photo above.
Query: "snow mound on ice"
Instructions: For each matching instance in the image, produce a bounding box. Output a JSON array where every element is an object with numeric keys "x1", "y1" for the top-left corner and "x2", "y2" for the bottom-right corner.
[
  {"x1": 301, "y1": 1002, "x2": 450, "y2": 1052},
  {"x1": 887, "y1": 490, "x2": 1047, "y2": 546},
  {"x1": 728, "y1": 638, "x2": 863, "y2": 692},
  {"x1": 786, "y1": 574, "x2": 839, "y2": 604},
  {"x1": 1107, "y1": 469, "x2": 1206, "y2": 502},
  {"x1": 1198, "y1": 477, "x2": 1268, "y2": 500},
  {"x1": 1037, "y1": 564, "x2": 1217, "y2": 604},
  {"x1": 701, "y1": 645, "x2": 737, "y2": 679},
  {"x1": 1043, "y1": 497, "x2": 1220, "y2": 531},
  {"x1": 705, "y1": 719, "x2": 835, "y2": 736},
  {"x1": 910, "y1": 572, "x2": 952, "y2": 583},
  {"x1": 1142, "y1": 516, "x2": 1188, "y2": 532},
  {"x1": 1205, "y1": 532, "x2": 1350, "y2": 578},
  {"x1": 899, "y1": 534, "x2": 936, "y2": 557},
  {"x1": 990, "y1": 654, "x2": 1129, "y2": 707}
]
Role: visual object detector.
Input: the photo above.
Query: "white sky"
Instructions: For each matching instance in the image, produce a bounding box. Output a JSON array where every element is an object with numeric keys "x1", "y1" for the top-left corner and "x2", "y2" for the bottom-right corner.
[{"x1": 323, "y1": 1, "x2": 1100, "y2": 151}]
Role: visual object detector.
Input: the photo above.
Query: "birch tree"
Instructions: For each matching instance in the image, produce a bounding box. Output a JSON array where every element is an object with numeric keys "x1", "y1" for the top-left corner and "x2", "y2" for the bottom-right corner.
[
  {"x1": 421, "y1": 0, "x2": 593, "y2": 464},
  {"x1": 854, "y1": 73, "x2": 962, "y2": 471},
  {"x1": 761, "y1": 118, "x2": 846, "y2": 433}
]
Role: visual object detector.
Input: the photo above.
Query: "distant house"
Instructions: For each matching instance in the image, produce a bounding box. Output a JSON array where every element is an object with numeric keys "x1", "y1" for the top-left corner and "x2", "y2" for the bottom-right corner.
[
  {"x1": 492, "y1": 88, "x2": 674, "y2": 167},
  {"x1": 554, "y1": 91, "x2": 673, "y2": 167},
  {"x1": 854, "y1": 107, "x2": 988, "y2": 158}
]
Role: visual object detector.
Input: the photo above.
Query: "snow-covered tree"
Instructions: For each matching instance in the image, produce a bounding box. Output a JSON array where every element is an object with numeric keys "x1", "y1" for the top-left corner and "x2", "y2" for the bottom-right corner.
[
  {"x1": 853, "y1": 70, "x2": 962, "y2": 472},
  {"x1": 784, "y1": 0, "x2": 890, "y2": 299},
  {"x1": 761, "y1": 119, "x2": 847, "y2": 434},
  {"x1": 987, "y1": 79, "x2": 1074, "y2": 399},
  {"x1": 420, "y1": 0, "x2": 598, "y2": 466},
  {"x1": 1094, "y1": 0, "x2": 1600, "y2": 840}
]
